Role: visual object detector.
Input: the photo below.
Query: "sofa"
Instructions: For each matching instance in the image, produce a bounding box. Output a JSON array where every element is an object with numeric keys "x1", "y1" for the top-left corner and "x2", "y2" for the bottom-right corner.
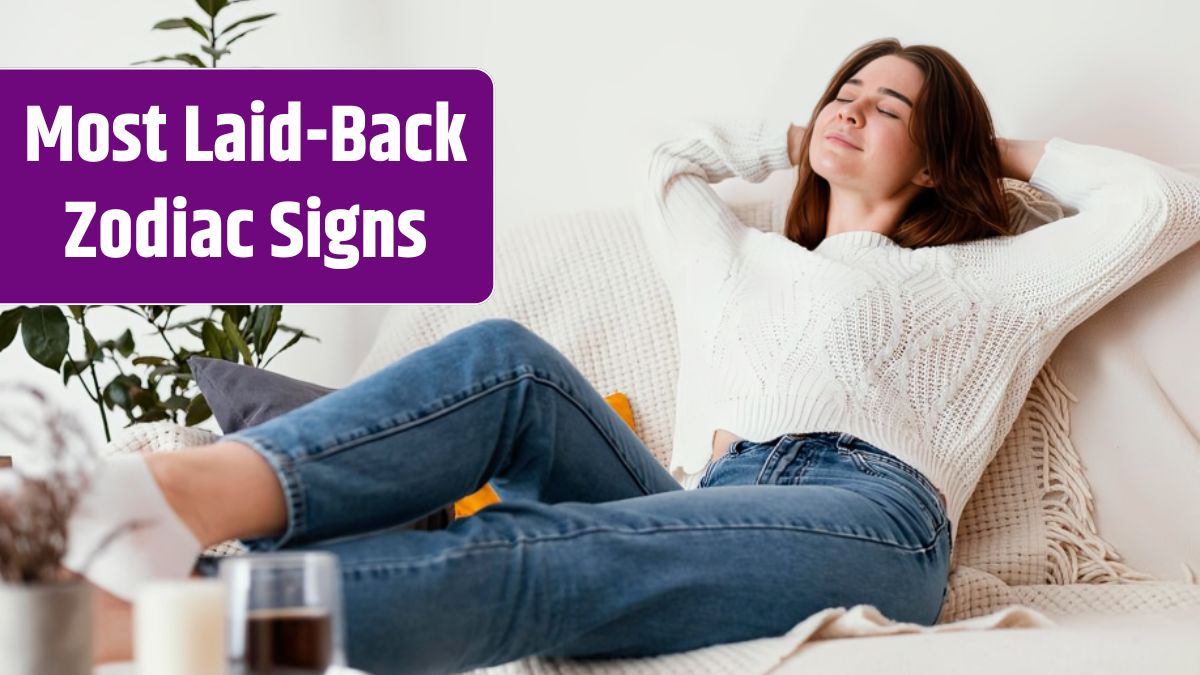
[{"x1": 102, "y1": 168, "x2": 1200, "y2": 674}]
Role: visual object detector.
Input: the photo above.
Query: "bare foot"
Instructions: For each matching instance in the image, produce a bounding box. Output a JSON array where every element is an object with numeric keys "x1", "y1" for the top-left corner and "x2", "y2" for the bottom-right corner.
[{"x1": 143, "y1": 444, "x2": 288, "y2": 546}]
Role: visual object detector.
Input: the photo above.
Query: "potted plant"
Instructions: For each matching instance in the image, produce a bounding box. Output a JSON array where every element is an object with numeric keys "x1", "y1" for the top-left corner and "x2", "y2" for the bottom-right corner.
[
  {"x1": 135, "y1": 0, "x2": 278, "y2": 69},
  {"x1": 0, "y1": 383, "x2": 141, "y2": 674},
  {"x1": 0, "y1": 304, "x2": 317, "y2": 443}
]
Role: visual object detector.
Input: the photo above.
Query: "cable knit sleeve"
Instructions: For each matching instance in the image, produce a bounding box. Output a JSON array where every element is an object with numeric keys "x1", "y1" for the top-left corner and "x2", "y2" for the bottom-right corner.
[
  {"x1": 638, "y1": 119, "x2": 793, "y2": 299},
  {"x1": 946, "y1": 137, "x2": 1200, "y2": 341}
]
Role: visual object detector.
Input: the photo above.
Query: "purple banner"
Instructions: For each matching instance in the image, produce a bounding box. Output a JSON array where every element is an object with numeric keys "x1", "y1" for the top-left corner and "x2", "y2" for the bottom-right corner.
[{"x1": 0, "y1": 69, "x2": 493, "y2": 303}]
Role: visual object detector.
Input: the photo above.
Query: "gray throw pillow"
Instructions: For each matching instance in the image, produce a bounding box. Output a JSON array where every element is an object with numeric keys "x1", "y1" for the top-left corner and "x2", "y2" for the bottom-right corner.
[{"x1": 189, "y1": 356, "x2": 336, "y2": 433}]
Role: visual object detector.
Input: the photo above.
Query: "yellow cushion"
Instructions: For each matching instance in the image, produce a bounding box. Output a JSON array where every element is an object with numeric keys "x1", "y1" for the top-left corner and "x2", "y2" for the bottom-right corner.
[{"x1": 452, "y1": 391, "x2": 636, "y2": 519}]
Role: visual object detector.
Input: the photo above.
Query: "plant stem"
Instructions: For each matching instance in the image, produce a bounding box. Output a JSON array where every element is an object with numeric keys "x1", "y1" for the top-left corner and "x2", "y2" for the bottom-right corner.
[
  {"x1": 79, "y1": 313, "x2": 112, "y2": 443},
  {"x1": 114, "y1": 305, "x2": 181, "y2": 363},
  {"x1": 68, "y1": 357, "x2": 100, "y2": 403},
  {"x1": 145, "y1": 310, "x2": 179, "y2": 356},
  {"x1": 210, "y1": 13, "x2": 217, "y2": 67}
]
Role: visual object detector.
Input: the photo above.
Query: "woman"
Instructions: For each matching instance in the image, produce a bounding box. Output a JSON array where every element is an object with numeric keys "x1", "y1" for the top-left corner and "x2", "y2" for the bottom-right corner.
[{"x1": 74, "y1": 38, "x2": 1199, "y2": 673}]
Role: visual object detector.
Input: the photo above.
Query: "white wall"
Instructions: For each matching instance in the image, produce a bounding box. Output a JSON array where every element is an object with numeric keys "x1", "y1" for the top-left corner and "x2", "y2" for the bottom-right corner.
[
  {"x1": 8, "y1": 0, "x2": 1196, "y2": 231},
  {"x1": 1, "y1": 0, "x2": 395, "y2": 444},
  {"x1": 3, "y1": 0, "x2": 1198, "y2": 445}
]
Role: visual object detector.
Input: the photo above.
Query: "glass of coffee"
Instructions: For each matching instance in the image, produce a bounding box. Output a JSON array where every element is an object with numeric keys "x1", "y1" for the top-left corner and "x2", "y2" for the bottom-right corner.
[{"x1": 220, "y1": 551, "x2": 346, "y2": 675}]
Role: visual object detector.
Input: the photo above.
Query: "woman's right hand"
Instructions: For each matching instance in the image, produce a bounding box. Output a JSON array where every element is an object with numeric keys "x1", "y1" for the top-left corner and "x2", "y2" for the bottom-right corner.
[{"x1": 788, "y1": 123, "x2": 807, "y2": 166}]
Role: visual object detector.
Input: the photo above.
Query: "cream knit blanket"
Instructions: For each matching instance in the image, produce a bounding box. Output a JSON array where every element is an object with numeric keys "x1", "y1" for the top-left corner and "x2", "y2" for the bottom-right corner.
[{"x1": 102, "y1": 182, "x2": 1200, "y2": 674}]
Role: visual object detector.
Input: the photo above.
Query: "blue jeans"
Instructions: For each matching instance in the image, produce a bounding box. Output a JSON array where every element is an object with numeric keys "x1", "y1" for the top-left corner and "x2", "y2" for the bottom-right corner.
[{"x1": 223, "y1": 319, "x2": 952, "y2": 675}]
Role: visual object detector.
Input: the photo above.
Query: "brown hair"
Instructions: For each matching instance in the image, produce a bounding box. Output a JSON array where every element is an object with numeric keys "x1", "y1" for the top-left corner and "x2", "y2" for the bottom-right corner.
[{"x1": 785, "y1": 38, "x2": 1011, "y2": 250}]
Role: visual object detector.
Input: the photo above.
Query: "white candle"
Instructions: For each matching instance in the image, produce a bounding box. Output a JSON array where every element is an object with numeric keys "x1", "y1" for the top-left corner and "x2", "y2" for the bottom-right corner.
[{"x1": 134, "y1": 579, "x2": 227, "y2": 675}]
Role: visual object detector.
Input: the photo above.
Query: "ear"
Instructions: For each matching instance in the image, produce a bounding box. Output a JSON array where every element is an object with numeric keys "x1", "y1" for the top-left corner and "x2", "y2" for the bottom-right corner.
[{"x1": 913, "y1": 167, "x2": 936, "y2": 189}]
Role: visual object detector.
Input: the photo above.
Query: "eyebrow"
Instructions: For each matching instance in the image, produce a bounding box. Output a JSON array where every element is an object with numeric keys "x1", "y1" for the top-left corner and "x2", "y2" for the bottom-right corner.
[{"x1": 844, "y1": 78, "x2": 913, "y2": 108}]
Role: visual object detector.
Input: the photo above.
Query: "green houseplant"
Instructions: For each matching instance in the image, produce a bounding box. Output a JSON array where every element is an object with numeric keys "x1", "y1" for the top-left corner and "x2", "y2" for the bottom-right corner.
[
  {"x1": 135, "y1": 0, "x2": 278, "y2": 68},
  {"x1": 0, "y1": 305, "x2": 317, "y2": 443}
]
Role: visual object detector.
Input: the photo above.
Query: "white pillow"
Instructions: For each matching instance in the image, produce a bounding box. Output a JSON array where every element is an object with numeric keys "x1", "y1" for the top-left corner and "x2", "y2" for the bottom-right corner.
[{"x1": 1049, "y1": 165, "x2": 1200, "y2": 581}]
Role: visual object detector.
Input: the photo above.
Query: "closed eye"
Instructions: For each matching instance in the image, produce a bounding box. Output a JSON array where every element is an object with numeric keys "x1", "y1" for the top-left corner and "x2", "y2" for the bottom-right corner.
[{"x1": 834, "y1": 98, "x2": 899, "y2": 119}]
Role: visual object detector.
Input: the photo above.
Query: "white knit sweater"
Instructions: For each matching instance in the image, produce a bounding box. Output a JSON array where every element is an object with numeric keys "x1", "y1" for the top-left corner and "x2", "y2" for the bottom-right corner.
[{"x1": 638, "y1": 119, "x2": 1200, "y2": 546}]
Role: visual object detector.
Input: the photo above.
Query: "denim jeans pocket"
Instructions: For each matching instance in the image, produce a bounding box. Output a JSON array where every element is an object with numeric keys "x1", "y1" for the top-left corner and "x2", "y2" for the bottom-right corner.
[{"x1": 839, "y1": 447, "x2": 946, "y2": 532}]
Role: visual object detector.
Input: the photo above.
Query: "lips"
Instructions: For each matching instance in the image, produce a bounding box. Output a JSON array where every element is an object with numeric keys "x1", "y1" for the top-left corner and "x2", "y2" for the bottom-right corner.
[{"x1": 826, "y1": 133, "x2": 861, "y2": 150}]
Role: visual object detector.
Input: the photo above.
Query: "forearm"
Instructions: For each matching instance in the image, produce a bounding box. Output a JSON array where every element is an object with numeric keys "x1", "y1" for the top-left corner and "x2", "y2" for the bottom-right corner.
[
  {"x1": 997, "y1": 137, "x2": 1048, "y2": 182},
  {"x1": 639, "y1": 119, "x2": 789, "y2": 294}
]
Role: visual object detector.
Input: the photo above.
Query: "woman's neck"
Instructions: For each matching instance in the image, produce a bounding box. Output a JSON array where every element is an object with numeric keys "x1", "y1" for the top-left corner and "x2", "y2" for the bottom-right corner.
[{"x1": 825, "y1": 183, "x2": 921, "y2": 237}]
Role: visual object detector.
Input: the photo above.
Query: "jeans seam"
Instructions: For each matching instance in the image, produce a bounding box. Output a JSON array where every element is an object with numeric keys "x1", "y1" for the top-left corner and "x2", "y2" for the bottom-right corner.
[
  {"x1": 854, "y1": 450, "x2": 936, "y2": 492},
  {"x1": 224, "y1": 432, "x2": 307, "y2": 550},
  {"x1": 841, "y1": 449, "x2": 945, "y2": 532},
  {"x1": 697, "y1": 455, "x2": 720, "y2": 489},
  {"x1": 287, "y1": 367, "x2": 656, "y2": 497},
  {"x1": 342, "y1": 521, "x2": 944, "y2": 574}
]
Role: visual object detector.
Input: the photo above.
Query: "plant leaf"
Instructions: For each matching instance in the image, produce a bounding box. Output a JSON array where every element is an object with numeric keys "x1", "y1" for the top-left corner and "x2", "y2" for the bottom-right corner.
[
  {"x1": 130, "y1": 384, "x2": 157, "y2": 411},
  {"x1": 201, "y1": 44, "x2": 231, "y2": 58},
  {"x1": 103, "y1": 377, "x2": 134, "y2": 412},
  {"x1": 165, "y1": 316, "x2": 210, "y2": 330},
  {"x1": 276, "y1": 323, "x2": 321, "y2": 343},
  {"x1": 0, "y1": 306, "x2": 27, "y2": 351},
  {"x1": 83, "y1": 327, "x2": 99, "y2": 359},
  {"x1": 135, "y1": 409, "x2": 171, "y2": 423},
  {"x1": 185, "y1": 394, "x2": 212, "y2": 426},
  {"x1": 67, "y1": 305, "x2": 85, "y2": 321},
  {"x1": 115, "y1": 328, "x2": 135, "y2": 357},
  {"x1": 62, "y1": 359, "x2": 89, "y2": 385},
  {"x1": 152, "y1": 18, "x2": 192, "y2": 29},
  {"x1": 152, "y1": 18, "x2": 210, "y2": 41},
  {"x1": 194, "y1": 0, "x2": 229, "y2": 18},
  {"x1": 182, "y1": 17, "x2": 210, "y2": 40},
  {"x1": 200, "y1": 321, "x2": 231, "y2": 360},
  {"x1": 251, "y1": 305, "x2": 282, "y2": 354},
  {"x1": 215, "y1": 305, "x2": 250, "y2": 325},
  {"x1": 221, "y1": 26, "x2": 261, "y2": 48},
  {"x1": 223, "y1": 313, "x2": 253, "y2": 364},
  {"x1": 219, "y1": 12, "x2": 274, "y2": 37},
  {"x1": 261, "y1": 329, "x2": 307, "y2": 368},
  {"x1": 145, "y1": 305, "x2": 172, "y2": 321},
  {"x1": 274, "y1": 330, "x2": 306, "y2": 354},
  {"x1": 148, "y1": 364, "x2": 180, "y2": 385},
  {"x1": 131, "y1": 356, "x2": 171, "y2": 366},
  {"x1": 163, "y1": 395, "x2": 190, "y2": 411},
  {"x1": 132, "y1": 53, "x2": 207, "y2": 68},
  {"x1": 20, "y1": 305, "x2": 69, "y2": 371}
]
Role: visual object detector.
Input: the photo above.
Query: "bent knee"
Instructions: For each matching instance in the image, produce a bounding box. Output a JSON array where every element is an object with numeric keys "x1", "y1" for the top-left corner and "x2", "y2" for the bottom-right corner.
[{"x1": 464, "y1": 318, "x2": 566, "y2": 366}]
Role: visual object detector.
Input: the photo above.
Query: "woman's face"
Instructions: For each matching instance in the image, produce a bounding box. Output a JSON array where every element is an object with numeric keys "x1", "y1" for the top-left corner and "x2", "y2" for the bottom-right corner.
[{"x1": 809, "y1": 55, "x2": 933, "y2": 195}]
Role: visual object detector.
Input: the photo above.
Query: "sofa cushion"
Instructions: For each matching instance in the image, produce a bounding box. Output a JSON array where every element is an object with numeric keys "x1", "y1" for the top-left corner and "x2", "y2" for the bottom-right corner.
[{"x1": 189, "y1": 356, "x2": 336, "y2": 433}]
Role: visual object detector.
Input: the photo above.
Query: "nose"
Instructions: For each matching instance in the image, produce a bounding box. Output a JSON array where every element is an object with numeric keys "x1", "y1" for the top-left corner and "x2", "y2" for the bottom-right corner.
[{"x1": 837, "y1": 100, "x2": 864, "y2": 127}]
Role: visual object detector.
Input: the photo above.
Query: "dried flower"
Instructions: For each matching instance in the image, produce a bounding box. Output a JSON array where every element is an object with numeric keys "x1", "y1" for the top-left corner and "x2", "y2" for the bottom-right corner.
[{"x1": 0, "y1": 382, "x2": 111, "y2": 584}]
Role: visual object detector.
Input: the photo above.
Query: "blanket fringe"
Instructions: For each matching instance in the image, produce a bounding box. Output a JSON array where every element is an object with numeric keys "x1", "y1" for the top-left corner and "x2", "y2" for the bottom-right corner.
[{"x1": 1025, "y1": 361, "x2": 1161, "y2": 585}]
